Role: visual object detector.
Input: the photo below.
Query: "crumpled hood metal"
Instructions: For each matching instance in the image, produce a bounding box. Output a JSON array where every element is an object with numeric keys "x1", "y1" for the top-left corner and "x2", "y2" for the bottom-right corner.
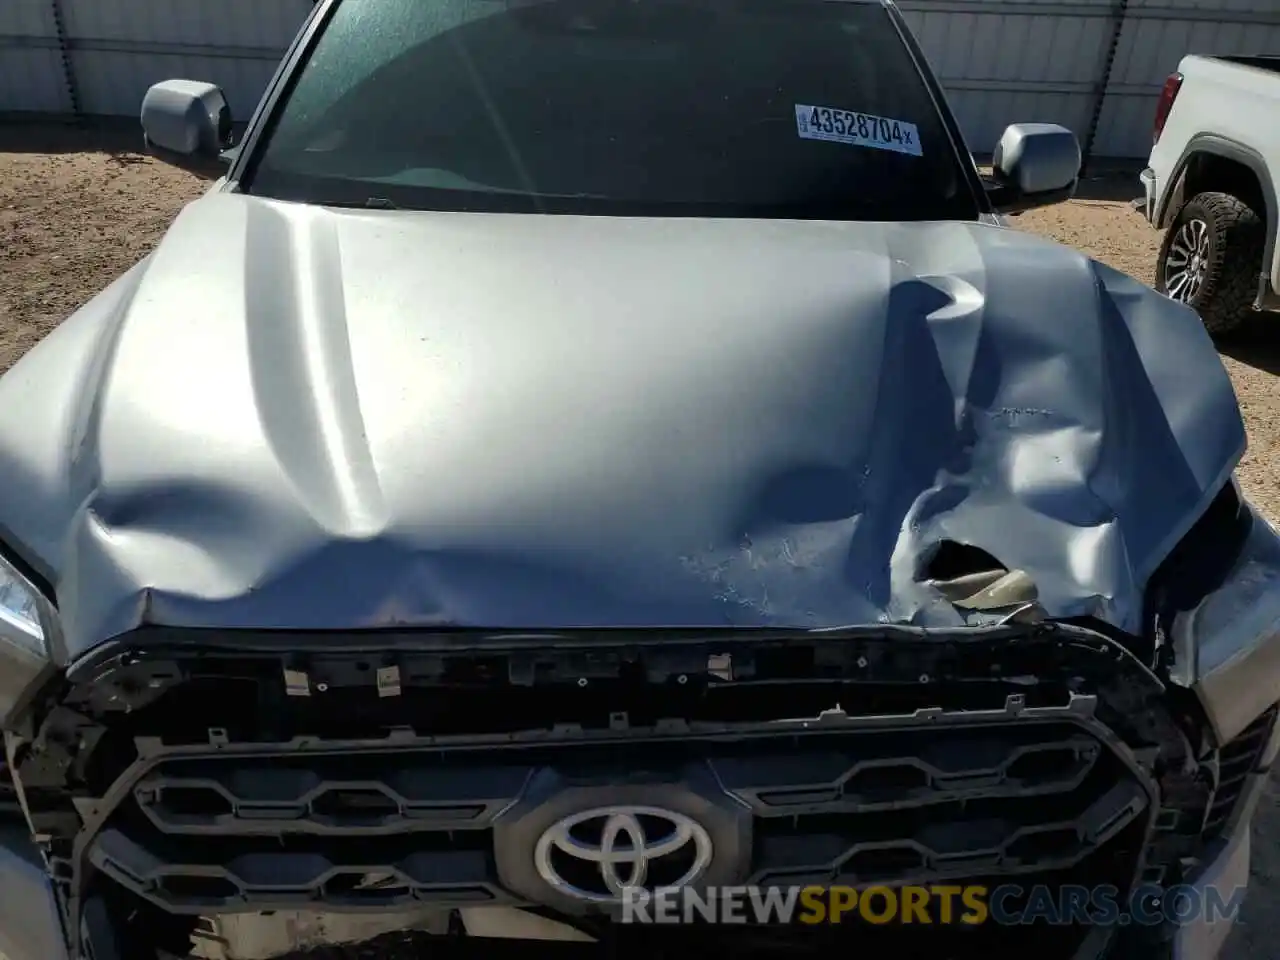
[{"x1": 0, "y1": 195, "x2": 1245, "y2": 659}]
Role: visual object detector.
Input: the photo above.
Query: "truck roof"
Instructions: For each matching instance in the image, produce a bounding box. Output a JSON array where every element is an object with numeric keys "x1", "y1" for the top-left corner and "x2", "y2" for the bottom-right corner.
[{"x1": 1207, "y1": 54, "x2": 1280, "y2": 76}]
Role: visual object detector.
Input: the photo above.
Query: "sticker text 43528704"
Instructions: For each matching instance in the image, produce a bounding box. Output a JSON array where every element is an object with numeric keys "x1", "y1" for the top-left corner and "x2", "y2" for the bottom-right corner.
[{"x1": 794, "y1": 104, "x2": 922, "y2": 157}]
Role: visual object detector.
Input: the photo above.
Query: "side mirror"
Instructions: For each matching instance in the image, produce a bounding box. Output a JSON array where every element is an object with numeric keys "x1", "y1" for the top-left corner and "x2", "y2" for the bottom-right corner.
[
  {"x1": 140, "y1": 80, "x2": 233, "y2": 163},
  {"x1": 987, "y1": 123, "x2": 1081, "y2": 215}
]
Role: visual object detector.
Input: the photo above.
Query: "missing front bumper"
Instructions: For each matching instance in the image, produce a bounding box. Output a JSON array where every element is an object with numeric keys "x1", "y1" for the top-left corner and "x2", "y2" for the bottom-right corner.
[{"x1": 7, "y1": 622, "x2": 1245, "y2": 959}]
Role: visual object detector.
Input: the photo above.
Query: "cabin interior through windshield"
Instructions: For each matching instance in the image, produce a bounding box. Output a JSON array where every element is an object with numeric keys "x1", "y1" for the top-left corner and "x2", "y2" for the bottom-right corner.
[{"x1": 250, "y1": 0, "x2": 975, "y2": 219}]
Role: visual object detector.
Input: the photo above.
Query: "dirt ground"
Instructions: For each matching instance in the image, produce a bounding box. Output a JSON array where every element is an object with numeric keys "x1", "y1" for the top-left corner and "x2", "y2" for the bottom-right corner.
[{"x1": 0, "y1": 124, "x2": 1279, "y2": 957}]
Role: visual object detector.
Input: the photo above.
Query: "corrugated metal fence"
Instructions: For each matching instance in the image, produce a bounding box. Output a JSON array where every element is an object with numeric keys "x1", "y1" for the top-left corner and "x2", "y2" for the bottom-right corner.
[
  {"x1": 1, "y1": 0, "x2": 1278, "y2": 160},
  {"x1": 899, "y1": 0, "x2": 1280, "y2": 160}
]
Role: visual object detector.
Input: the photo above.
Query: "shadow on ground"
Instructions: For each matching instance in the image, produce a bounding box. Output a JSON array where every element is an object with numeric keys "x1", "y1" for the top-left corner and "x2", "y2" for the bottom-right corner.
[
  {"x1": 1072, "y1": 163, "x2": 1145, "y2": 203},
  {"x1": 0, "y1": 116, "x2": 225, "y2": 182},
  {"x1": 1219, "y1": 320, "x2": 1280, "y2": 376}
]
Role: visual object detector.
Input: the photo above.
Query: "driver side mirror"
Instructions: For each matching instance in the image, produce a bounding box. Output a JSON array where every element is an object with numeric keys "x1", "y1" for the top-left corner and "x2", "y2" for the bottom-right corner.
[
  {"x1": 140, "y1": 79, "x2": 235, "y2": 165},
  {"x1": 987, "y1": 123, "x2": 1081, "y2": 215}
]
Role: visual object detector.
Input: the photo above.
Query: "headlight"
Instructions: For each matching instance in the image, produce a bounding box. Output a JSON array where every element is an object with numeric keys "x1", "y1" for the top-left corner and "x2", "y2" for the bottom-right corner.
[
  {"x1": 0, "y1": 553, "x2": 59, "y2": 726},
  {"x1": 0, "y1": 569, "x2": 46, "y2": 655},
  {"x1": 1169, "y1": 499, "x2": 1280, "y2": 745}
]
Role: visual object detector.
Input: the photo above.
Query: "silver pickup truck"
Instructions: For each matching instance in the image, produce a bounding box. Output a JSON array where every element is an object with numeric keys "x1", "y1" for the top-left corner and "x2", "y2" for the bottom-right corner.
[{"x1": 0, "y1": 2, "x2": 1276, "y2": 960}]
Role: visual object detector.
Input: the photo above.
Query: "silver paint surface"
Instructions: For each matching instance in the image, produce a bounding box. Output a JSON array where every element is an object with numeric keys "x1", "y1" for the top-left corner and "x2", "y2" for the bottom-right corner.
[{"x1": 0, "y1": 196, "x2": 1246, "y2": 658}]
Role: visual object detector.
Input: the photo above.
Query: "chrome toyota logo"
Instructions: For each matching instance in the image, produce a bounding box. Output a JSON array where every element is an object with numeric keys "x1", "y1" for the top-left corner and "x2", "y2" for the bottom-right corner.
[{"x1": 533, "y1": 805, "x2": 714, "y2": 902}]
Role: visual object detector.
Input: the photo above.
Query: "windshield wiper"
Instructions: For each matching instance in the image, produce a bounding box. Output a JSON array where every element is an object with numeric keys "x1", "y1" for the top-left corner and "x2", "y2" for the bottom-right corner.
[{"x1": 307, "y1": 197, "x2": 400, "y2": 210}]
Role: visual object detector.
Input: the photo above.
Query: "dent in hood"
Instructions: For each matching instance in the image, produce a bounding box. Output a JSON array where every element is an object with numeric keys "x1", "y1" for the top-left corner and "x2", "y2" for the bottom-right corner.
[{"x1": 0, "y1": 196, "x2": 1245, "y2": 658}]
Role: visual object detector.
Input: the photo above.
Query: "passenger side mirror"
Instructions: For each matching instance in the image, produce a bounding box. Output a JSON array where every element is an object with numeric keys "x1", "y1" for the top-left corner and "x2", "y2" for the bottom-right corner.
[
  {"x1": 140, "y1": 80, "x2": 234, "y2": 164},
  {"x1": 987, "y1": 123, "x2": 1081, "y2": 215}
]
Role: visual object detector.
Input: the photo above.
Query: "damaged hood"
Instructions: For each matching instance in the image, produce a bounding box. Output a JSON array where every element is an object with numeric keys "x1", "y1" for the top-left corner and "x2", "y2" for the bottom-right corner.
[{"x1": 0, "y1": 195, "x2": 1245, "y2": 659}]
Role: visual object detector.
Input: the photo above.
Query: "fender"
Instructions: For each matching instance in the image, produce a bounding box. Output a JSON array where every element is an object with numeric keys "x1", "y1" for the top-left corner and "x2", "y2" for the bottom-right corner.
[{"x1": 1157, "y1": 134, "x2": 1280, "y2": 310}]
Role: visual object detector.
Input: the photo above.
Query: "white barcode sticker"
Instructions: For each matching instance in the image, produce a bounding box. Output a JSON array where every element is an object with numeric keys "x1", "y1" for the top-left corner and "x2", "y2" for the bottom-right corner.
[{"x1": 795, "y1": 104, "x2": 923, "y2": 157}]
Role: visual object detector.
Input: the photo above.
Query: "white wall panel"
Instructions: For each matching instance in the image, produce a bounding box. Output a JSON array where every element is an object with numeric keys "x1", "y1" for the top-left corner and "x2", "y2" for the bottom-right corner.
[
  {"x1": 57, "y1": 0, "x2": 309, "y2": 117},
  {"x1": 1094, "y1": 1, "x2": 1280, "y2": 158},
  {"x1": 0, "y1": 0, "x2": 1277, "y2": 157},
  {"x1": 900, "y1": 1, "x2": 1114, "y2": 154},
  {"x1": 0, "y1": 0, "x2": 68, "y2": 114}
]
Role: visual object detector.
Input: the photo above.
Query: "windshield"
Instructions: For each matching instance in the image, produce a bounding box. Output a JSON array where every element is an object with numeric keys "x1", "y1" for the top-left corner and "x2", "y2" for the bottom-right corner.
[{"x1": 246, "y1": 0, "x2": 979, "y2": 220}]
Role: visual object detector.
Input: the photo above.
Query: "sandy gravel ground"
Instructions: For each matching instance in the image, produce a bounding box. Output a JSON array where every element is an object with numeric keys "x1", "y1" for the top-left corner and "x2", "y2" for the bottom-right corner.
[{"x1": 0, "y1": 124, "x2": 1278, "y2": 958}]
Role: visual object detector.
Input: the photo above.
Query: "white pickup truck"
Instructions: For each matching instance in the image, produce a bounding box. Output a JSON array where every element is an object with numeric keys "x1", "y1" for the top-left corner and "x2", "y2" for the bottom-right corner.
[{"x1": 1140, "y1": 54, "x2": 1280, "y2": 334}]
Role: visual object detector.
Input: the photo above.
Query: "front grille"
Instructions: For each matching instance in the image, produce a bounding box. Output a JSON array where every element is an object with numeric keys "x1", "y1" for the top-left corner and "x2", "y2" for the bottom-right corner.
[
  {"x1": 35, "y1": 624, "x2": 1201, "y2": 960},
  {"x1": 1202, "y1": 707, "x2": 1276, "y2": 838},
  {"x1": 87, "y1": 710, "x2": 1150, "y2": 915}
]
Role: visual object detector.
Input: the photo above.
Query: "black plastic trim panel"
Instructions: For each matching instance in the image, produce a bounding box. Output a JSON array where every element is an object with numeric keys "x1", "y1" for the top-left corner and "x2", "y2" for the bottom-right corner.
[
  {"x1": 74, "y1": 691, "x2": 1155, "y2": 915},
  {"x1": 13, "y1": 622, "x2": 1214, "y2": 960}
]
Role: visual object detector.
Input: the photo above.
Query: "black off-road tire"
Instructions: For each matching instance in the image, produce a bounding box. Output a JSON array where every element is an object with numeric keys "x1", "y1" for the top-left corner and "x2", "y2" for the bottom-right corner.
[{"x1": 1155, "y1": 191, "x2": 1265, "y2": 336}]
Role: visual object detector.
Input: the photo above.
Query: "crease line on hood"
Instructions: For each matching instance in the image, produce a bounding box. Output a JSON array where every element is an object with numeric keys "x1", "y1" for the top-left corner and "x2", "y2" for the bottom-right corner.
[
  {"x1": 1088, "y1": 260, "x2": 1246, "y2": 596},
  {"x1": 243, "y1": 201, "x2": 387, "y2": 537},
  {"x1": 66, "y1": 262, "x2": 159, "y2": 578},
  {"x1": 876, "y1": 226, "x2": 989, "y2": 624}
]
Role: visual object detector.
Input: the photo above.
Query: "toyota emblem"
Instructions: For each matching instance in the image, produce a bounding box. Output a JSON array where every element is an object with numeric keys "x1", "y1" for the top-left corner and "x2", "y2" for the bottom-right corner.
[{"x1": 533, "y1": 805, "x2": 714, "y2": 902}]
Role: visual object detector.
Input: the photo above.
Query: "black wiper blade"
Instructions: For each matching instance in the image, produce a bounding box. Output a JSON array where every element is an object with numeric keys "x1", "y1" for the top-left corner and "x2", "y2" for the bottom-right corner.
[{"x1": 312, "y1": 197, "x2": 399, "y2": 210}]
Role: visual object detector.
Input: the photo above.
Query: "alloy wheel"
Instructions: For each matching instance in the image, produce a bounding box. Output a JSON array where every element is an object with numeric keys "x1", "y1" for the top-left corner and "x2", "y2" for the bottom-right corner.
[{"x1": 1163, "y1": 217, "x2": 1210, "y2": 303}]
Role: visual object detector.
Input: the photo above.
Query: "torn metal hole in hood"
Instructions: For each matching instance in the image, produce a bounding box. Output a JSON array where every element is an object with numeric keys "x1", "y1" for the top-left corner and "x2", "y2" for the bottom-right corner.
[{"x1": 924, "y1": 540, "x2": 1046, "y2": 625}]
